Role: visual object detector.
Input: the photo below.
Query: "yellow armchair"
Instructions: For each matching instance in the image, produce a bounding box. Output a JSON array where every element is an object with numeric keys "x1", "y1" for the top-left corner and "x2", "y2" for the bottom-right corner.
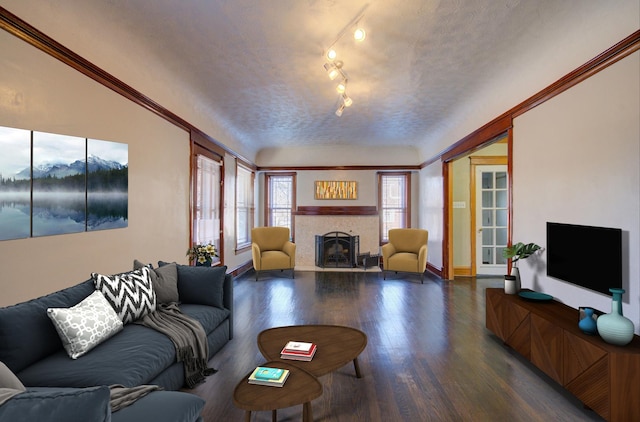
[
  {"x1": 251, "y1": 227, "x2": 296, "y2": 281},
  {"x1": 381, "y1": 228, "x2": 428, "y2": 283}
]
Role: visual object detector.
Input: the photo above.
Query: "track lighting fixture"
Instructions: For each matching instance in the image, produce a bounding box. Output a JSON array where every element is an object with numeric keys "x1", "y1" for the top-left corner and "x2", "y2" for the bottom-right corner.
[
  {"x1": 353, "y1": 28, "x2": 366, "y2": 41},
  {"x1": 322, "y1": 4, "x2": 369, "y2": 116},
  {"x1": 324, "y1": 61, "x2": 344, "y2": 81}
]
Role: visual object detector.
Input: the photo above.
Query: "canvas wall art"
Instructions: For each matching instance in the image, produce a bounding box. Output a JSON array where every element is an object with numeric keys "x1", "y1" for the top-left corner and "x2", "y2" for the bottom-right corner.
[
  {"x1": 0, "y1": 126, "x2": 31, "y2": 241},
  {"x1": 314, "y1": 181, "x2": 357, "y2": 200},
  {"x1": 0, "y1": 125, "x2": 128, "y2": 241}
]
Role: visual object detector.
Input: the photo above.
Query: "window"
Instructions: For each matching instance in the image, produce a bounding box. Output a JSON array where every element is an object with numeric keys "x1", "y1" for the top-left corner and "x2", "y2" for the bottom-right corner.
[
  {"x1": 265, "y1": 173, "x2": 296, "y2": 239},
  {"x1": 235, "y1": 163, "x2": 254, "y2": 251},
  {"x1": 193, "y1": 152, "x2": 222, "y2": 265},
  {"x1": 379, "y1": 172, "x2": 410, "y2": 243}
]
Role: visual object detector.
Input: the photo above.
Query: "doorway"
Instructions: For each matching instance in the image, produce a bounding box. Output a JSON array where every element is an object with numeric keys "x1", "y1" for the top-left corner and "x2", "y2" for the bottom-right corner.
[
  {"x1": 445, "y1": 133, "x2": 510, "y2": 279},
  {"x1": 471, "y1": 160, "x2": 508, "y2": 275}
]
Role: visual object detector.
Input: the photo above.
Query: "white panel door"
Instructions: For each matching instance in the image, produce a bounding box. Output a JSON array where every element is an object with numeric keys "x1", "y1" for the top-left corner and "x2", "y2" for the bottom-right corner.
[{"x1": 475, "y1": 165, "x2": 508, "y2": 275}]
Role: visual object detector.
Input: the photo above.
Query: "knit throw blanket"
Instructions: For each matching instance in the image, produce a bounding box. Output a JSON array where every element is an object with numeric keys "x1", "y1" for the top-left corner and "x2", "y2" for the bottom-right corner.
[
  {"x1": 109, "y1": 384, "x2": 160, "y2": 412},
  {"x1": 137, "y1": 303, "x2": 216, "y2": 388}
]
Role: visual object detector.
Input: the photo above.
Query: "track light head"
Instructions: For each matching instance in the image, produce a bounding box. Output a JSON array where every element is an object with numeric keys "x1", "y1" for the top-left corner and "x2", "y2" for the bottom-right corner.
[{"x1": 336, "y1": 79, "x2": 347, "y2": 94}]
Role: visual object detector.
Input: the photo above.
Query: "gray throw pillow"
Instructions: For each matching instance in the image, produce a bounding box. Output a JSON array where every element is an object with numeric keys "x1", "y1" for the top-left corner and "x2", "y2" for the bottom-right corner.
[
  {"x1": 47, "y1": 291, "x2": 123, "y2": 359},
  {"x1": 0, "y1": 361, "x2": 26, "y2": 406},
  {"x1": 133, "y1": 260, "x2": 179, "y2": 303}
]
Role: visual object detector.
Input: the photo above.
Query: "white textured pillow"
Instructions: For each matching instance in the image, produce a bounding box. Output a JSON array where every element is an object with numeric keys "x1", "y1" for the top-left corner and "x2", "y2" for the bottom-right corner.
[
  {"x1": 47, "y1": 290, "x2": 123, "y2": 359},
  {"x1": 92, "y1": 267, "x2": 157, "y2": 324}
]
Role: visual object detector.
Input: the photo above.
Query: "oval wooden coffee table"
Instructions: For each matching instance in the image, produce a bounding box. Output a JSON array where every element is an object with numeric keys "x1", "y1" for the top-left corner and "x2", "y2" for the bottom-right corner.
[
  {"x1": 257, "y1": 325, "x2": 367, "y2": 378},
  {"x1": 233, "y1": 360, "x2": 322, "y2": 422}
]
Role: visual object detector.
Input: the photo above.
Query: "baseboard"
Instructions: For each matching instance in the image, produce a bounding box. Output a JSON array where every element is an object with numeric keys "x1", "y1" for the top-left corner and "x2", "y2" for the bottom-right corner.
[
  {"x1": 426, "y1": 262, "x2": 442, "y2": 277},
  {"x1": 454, "y1": 266, "x2": 472, "y2": 277},
  {"x1": 295, "y1": 265, "x2": 382, "y2": 273},
  {"x1": 228, "y1": 261, "x2": 254, "y2": 278}
]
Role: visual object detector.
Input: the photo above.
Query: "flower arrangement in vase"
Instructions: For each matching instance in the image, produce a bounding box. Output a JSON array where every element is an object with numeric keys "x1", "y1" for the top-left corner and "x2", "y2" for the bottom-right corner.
[
  {"x1": 187, "y1": 243, "x2": 218, "y2": 266},
  {"x1": 502, "y1": 242, "x2": 541, "y2": 293}
]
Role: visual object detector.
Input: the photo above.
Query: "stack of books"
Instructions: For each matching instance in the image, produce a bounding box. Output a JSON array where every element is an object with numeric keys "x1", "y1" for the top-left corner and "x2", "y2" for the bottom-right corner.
[
  {"x1": 248, "y1": 366, "x2": 290, "y2": 387},
  {"x1": 280, "y1": 340, "x2": 317, "y2": 361}
]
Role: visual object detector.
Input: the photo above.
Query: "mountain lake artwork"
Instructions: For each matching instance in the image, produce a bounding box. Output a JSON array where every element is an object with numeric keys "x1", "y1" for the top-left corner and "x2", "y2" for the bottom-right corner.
[{"x1": 0, "y1": 126, "x2": 128, "y2": 241}]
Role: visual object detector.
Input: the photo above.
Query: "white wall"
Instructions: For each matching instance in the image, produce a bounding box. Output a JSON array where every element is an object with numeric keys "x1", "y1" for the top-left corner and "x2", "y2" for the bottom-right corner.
[
  {"x1": 256, "y1": 145, "x2": 422, "y2": 167},
  {"x1": 0, "y1": 28, "x2": 191, "y2": 306},
  {"x1": 296, "y1": 170, "x2": 376, "y2": 206},
  {"x1": 512, "y1": 51, "x2": 640, "y2": 333}
]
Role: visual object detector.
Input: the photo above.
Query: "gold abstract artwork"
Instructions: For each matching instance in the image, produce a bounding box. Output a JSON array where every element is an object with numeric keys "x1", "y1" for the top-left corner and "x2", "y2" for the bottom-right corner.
[{"x1": 314, "y1": 181, "x2": 357, "y2": 200}]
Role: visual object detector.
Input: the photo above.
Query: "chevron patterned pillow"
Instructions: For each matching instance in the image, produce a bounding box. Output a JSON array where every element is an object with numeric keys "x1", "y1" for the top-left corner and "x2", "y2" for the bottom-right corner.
[{"x1": 92, "y1": 267, "x2": 157, "y2": 324}]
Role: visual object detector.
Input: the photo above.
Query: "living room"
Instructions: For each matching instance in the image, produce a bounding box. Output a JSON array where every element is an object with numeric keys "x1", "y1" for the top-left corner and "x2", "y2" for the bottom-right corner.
[{"x1": 0, "y1": 1, "x2": 638, "y2": 420}]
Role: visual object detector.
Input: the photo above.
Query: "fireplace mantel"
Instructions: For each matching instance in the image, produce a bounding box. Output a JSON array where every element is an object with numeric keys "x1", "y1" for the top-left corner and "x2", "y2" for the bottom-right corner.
[{"x1": 293, "y1": 206, "x2": 378, "y2": 216}]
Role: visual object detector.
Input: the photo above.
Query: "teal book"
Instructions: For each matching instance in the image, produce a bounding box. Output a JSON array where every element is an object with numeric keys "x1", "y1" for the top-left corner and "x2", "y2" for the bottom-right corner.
[{"x1": 253, "y1": 367, "x2": 284, "y2": 380}]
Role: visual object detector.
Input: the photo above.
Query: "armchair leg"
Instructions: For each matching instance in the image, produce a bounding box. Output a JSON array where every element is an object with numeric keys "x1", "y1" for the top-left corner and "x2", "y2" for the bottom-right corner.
[
  {"x1": 291, "y1": 268, "x2": 295, "y2": 279},
  {"x1": 255, "y1": 271, "x2": 259, "y2": 281}
]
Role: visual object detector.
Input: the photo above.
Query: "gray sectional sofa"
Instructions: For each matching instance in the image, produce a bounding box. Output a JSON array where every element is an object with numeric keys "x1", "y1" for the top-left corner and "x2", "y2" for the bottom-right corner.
[{"x1": 0, "y1": 262, "x2": 233, "y2": 422}]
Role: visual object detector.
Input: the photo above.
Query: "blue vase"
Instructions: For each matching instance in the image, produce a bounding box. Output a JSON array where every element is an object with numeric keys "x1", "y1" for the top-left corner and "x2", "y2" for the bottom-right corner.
[
  {"x1": 196, "y1": 258, "x2": 212, "y2": 267},
  {"x1": 578, "y1": 307, "x2": 598, "y2": 335},
  {"x1": 596, "y1": 288, "x2": 635, "y2": 346}
]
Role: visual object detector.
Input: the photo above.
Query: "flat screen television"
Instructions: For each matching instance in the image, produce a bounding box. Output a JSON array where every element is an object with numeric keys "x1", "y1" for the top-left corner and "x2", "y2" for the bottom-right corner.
[{"x1": 546, "y1": 222, "x2": 622, "y2": 296}]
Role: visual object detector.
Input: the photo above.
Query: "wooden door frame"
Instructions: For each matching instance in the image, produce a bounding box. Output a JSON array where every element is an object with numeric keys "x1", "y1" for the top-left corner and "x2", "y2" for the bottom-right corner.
[
  {"x1": 469, "y1": 156, "x2": 508, "y2": 277},
  {"x1": 442, "y1": 128, "x2": 513, "y2": 280}
]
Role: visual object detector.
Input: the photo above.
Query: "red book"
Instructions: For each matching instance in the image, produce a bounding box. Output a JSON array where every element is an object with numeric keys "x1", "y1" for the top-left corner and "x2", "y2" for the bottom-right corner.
[{"x1": 281, "y1": 343, "x2": 317, "y2": 356}]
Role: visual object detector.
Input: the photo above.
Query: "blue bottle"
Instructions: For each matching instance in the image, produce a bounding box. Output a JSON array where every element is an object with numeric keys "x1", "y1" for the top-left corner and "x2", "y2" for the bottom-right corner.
[{"x1": 578, "y1": 307, "x2": 598, "y2": 335}]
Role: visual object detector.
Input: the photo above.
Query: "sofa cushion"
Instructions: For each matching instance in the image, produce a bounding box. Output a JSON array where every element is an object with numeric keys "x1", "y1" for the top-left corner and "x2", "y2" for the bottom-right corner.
[
  {"x1": 16, "y1": 303, "x2": 227, "y2": 389},
  {"x1": 134, "y1": 260, "x2": 179, "y2": 303},
  {"x1": 93, "y1": 267, "x2": 157, "y2": 324},
  {"x1": 175, "y1": 265, "x2": 227, "y2": 308},
  {"x1": 179, "y1": 304, "x2": 230, "y2": 334},
  {"x1": 17, "y1": 323, "x2": 175, "y2": 388},
  {"x1": 0, "y1": 386, "x2": 110, "y2": 422},
  {"x1": 47, "y1": 290, "x2": 123, "y2": 359},
  {"x1": 112, "y1": 390, "x2": 204, "y2": 422},
  {"x1": 0, "y1": 280, "x2": 95, "y2": 374}
]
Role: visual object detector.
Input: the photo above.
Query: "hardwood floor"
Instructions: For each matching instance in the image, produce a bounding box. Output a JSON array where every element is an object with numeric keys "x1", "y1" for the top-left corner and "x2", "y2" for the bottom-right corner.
[{"x1": 189, "y1": 270, "x2": 604, "y2": 421}]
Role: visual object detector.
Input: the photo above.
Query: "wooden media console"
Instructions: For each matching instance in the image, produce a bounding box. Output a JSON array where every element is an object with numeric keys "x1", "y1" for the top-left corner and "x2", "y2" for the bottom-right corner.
[{"x1": 485, "y1": 288, "x2": 640, "y2": 422}]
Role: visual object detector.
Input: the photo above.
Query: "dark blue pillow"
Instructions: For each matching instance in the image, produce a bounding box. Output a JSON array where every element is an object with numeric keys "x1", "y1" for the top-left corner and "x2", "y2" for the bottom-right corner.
[
  {"x1": 0, "y1": 386, "x2": 110, "y2": 422},
  {"x1": 0, "y1": 280, "x2": 95, "y2": 374},
  {"x1": 171, "y1": 265, "x2": 227, "y2": 308}
]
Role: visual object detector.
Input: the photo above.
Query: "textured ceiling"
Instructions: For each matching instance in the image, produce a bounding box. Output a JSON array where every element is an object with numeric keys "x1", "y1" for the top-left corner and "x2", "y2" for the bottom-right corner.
[{"x1": 1, "y1": 1, "x2": 637, "y2": 162}]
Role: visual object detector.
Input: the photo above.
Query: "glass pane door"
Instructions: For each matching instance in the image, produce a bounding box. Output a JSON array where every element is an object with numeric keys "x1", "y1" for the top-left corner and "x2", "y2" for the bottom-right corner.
[{"x1": 476, "y1": 165, "x2": 508, "y2": 275}]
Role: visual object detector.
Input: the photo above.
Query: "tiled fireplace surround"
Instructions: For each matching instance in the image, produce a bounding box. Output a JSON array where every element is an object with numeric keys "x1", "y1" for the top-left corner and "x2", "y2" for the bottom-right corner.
[{"x1": 294, "y1": 207, "x2": 380, "y2": 267}]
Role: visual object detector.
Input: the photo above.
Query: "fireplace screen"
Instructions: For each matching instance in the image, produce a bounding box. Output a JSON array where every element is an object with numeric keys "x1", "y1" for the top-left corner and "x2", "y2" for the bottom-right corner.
[{"x1": 315, "y1": 231, "x2": 359, "y2": 268}]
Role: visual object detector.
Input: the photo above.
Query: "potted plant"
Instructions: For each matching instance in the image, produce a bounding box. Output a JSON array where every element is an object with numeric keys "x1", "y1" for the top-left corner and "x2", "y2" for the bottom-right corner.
[
  {"x1": 187, "y1": 243, "x2": 218, "y2": 266},
  {"x1": 502, "y1": 242, "x2": 541, "y2": 293}
]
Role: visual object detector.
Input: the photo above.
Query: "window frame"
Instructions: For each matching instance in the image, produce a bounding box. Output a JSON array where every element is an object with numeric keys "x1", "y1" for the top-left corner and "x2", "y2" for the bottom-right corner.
[
  {"x1": 378, "y1": 171, "x2": 411, "y2": 244},
  {"x1": 235, "y1": 161, "x2": 254, "y2": 252},
  {"x1": 191, "y1": 143, "x2": 223, "y2": 266},
  {"x1": 264, "y1": 172, "x2": 297, "y2": 241}
]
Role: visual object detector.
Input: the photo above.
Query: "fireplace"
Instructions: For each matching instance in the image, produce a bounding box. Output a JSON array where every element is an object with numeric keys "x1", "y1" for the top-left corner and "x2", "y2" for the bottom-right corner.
[{"x1": 315, "y1": 231, "x2": 359, "y2": 268}]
